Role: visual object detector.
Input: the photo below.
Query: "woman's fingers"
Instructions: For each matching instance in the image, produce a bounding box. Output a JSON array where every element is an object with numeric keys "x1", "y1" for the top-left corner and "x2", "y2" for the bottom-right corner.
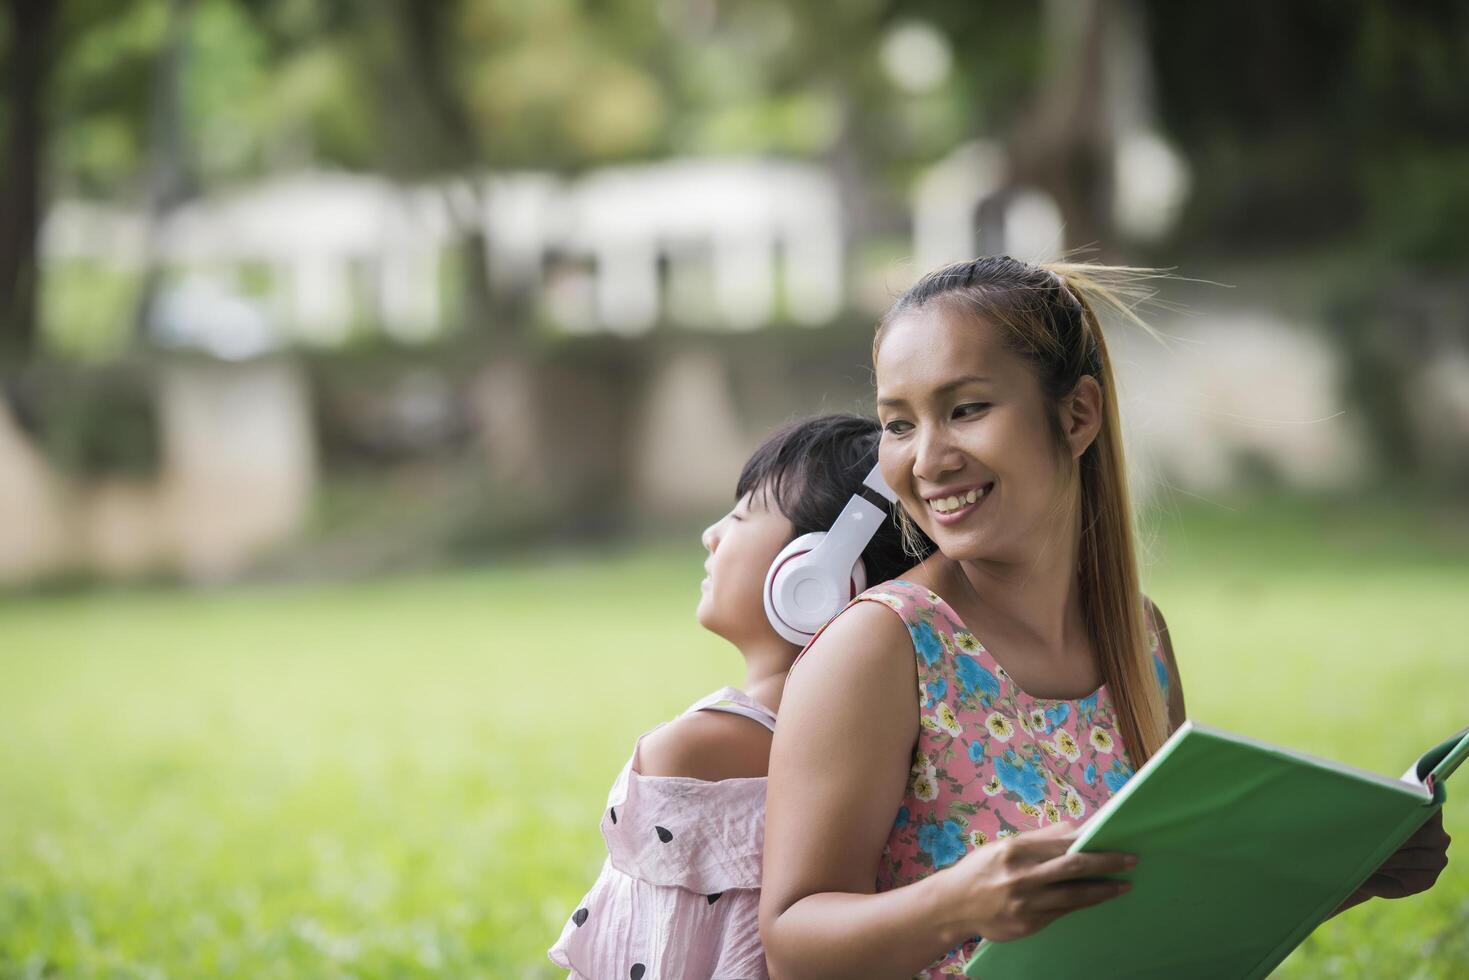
[
  {"x1": 1361, "y1": 872, "x2": 1414, "y2": 900},
  {"x1": 1377, "y1": 848, "x2": 1451, "y2": 873},
  {"x1": 1029, "y1": 849, "x2": 1136, "y2": 886},
  {"x1": 1007, "y1": 821, "x2": 1081, "y2": 863},
  {"x1": 1025, "y1": 877, "x2": 1132, "y2": 914},
  {"x1": 1406, "y1": 810, "x2": 1451, "y2": 848}
]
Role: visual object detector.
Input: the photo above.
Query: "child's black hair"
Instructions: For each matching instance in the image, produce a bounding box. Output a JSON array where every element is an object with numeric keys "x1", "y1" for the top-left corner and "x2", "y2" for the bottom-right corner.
[{"x1": 735, "y1": 413, "x2": 932, "y2": 586}]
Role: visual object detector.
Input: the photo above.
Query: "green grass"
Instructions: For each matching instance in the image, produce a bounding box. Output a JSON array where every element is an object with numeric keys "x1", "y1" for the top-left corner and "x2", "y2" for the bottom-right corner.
[{"x1": 2, "y1": 497, "x2": 1467, "y2": 978}]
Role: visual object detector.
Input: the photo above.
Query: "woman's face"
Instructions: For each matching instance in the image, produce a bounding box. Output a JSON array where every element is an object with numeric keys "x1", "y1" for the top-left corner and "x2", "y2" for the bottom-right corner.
[
  {"x1": 697, "y1": 488, "x2": 796, "y2": 645},
  {"x1": 875, "y1": 302, "x2": 1095, "y2": 563}
]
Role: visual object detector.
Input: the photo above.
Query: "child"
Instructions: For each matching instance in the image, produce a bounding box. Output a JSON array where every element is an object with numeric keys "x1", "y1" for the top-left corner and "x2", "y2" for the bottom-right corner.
[{"x1": 548, "y1": 413, "x2": 926, "y2": 980}]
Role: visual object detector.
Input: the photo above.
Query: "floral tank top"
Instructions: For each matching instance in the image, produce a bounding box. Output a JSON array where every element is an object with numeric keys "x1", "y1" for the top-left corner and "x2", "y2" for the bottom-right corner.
[{"x1": 853, "y1": 580, "x2": 1169, "y2": 977}]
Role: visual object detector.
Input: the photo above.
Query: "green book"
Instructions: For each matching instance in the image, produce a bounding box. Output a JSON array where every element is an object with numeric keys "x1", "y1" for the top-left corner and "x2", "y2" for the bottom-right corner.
[{"x1": 965, "y1": 720, "x2": 1468, "y2": 979}]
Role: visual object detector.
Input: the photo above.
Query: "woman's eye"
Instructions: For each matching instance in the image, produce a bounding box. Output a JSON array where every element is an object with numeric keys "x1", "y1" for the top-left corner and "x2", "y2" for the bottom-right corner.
[
  {"x1": 954, "y1": 402, "x2": 991, "y2": 418},
  {"x1": 882, "y1": 419, "x2": 912, "y2": 435}
]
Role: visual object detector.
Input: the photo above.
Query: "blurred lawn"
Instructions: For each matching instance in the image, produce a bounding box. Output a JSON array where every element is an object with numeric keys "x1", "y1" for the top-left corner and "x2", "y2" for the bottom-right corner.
[{"x1": 2, "y1": 495, "x2": 1468, "y2": 978}]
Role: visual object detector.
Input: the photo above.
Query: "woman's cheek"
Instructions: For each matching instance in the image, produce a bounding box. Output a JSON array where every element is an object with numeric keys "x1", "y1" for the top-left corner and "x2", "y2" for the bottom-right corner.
[{"x1": 877, "y1": 452, "x2": 904, "y2": 498}]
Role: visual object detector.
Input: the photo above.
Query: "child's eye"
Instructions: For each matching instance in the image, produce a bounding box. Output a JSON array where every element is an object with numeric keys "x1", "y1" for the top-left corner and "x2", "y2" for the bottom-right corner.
[{"x1": 954, "y1": 402, "x2": 991, "y2": 418}]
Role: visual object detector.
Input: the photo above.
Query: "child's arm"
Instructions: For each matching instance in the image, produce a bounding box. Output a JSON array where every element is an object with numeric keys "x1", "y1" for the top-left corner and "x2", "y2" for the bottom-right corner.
[
  {"x1": 759, "y1": 602, "x2": 1135, "y2": 979},
  {"x1": 637, "y1": 710, "x2": 774, "y2": 781}
]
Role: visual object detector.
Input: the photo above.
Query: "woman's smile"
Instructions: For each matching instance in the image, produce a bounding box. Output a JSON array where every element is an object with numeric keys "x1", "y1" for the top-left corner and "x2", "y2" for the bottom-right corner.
[{"x1": 924, "y1": 481, "x2": 994, "y2": 525}]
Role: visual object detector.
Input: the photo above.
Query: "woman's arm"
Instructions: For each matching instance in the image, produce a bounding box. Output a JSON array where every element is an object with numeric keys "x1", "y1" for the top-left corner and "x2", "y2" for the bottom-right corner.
[
  {"x1": 759, "y1": 603, "x2": 965, "y2": 978},
  {"x1": 759, "y1": 603, "x2": 1137, "y2": 979}
]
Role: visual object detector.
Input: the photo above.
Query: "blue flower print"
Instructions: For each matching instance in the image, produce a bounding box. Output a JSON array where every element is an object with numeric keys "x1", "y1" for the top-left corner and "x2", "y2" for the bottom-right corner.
[
  {"x1": 929, "y1": 676, "x2": 948, "y2": 705},
  {"x1": 1084, "y1": 762, "x2": 1097, "y2": 786},
  {"x1": 967, "y1": 741, "x2": 986, "y2": 765},
  {"x1": 1103, "y1": 758, "x2": 1134, "y2": 793},
  {"x1": 918, "y1": 819, "x2": 968, "y2": 869},
  {"x1": 994, "y1": 749, "x2": 1048, "y2": 805},
  {"x1": 955, "y1": 655, "x2": 1001, "y2": 704},
  {"x1": 910, "y1": 622, "x2": 944, "y2": 667},
  {"x1": 1153, "y1": 653, "x2": 1170, "y2": 697},
  {"x1": 1077, "y1": 691, "x2": 1100, "y2": 726},
  {"x1": 1044, "y1": 703, "x2": 1071, "y2": 731},
  {"x1": 894, "y1": 806, "x2": 910, "y2": 831}
]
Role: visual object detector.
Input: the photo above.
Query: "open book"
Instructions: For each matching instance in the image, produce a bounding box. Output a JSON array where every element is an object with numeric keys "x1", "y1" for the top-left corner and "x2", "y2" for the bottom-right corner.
[{"x1": 965, "y1": 721, "x2": 1468, "y2": 979}]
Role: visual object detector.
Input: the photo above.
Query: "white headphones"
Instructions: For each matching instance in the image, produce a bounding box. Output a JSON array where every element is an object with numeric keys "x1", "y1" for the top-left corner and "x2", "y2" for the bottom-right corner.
[{"x1": 763, "y1": 463, "x2": 898, "y2": 645}]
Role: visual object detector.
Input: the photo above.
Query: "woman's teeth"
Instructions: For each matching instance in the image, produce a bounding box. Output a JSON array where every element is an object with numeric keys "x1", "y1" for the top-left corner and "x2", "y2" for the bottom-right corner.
[{"x1": 930, "y1": 485, "x2": 988, "y2": 515}]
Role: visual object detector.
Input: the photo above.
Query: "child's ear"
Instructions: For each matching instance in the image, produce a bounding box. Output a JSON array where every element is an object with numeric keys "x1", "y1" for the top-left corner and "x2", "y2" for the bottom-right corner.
[{"x1": 1061, "y1": 376, "x2": 1103, "y2": 460}]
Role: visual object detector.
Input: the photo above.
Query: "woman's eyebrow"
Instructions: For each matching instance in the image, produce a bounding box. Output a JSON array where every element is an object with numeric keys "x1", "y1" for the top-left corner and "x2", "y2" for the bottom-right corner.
[{"x1": 877, "y1": 375, "x2": 992, "y2": 408}]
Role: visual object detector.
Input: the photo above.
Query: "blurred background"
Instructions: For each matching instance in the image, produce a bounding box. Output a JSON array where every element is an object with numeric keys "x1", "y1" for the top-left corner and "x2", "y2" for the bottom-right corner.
[{"x1": 2, "y1": 1, "x2": 1467, "y2": 977}]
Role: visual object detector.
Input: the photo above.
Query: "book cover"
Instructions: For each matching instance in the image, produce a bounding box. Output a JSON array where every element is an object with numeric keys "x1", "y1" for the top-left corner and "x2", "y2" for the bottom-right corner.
[{"x1": 964, "y1": 721, "x2": 1465, "y2": 979}]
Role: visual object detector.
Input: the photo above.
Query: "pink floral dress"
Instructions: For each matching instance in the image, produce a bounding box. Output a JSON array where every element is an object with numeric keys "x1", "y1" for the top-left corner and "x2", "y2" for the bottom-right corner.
[{"x1": 836, "y1": 580, "x2": 1169, "y2": 977}]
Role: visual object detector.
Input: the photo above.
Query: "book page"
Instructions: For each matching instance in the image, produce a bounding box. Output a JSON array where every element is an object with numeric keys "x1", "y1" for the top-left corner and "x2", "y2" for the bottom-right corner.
[{"x1": 1401, "y1": 727, "x2": 1469, "y2": 789}]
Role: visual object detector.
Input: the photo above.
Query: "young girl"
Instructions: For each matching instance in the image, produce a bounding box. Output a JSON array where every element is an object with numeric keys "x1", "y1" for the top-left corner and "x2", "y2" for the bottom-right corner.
[
  {"x1": 758, "y1": 257, "x2": 1452, "y2": 978},
  {"x1": 548, "y1": 413, "x2": 925, "y2": 980}
]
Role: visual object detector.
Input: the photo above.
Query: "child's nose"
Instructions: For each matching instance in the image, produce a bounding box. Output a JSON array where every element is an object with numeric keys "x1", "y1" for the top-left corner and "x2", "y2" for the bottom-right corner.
[{"x1": 701, "y1": 522, "x2": 719, "y2": 552}]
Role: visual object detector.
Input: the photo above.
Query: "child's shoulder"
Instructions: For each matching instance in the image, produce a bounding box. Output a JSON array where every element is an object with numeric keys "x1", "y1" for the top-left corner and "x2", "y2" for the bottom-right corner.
[{"x1": 635, "y1": 698, "x2": 774, "y2": 782}]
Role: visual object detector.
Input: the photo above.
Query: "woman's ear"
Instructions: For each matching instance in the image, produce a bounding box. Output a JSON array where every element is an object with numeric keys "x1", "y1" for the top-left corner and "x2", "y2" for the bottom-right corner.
[{"x1": 1060, "y1": 375, "x2": 1104, "y2": 460}]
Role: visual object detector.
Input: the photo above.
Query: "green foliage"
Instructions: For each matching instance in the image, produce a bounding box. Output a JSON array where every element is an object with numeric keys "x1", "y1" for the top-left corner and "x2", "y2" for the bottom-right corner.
[
  {"x1": 1365, "y1": 148, "x2": 1469, "y2": 266},
  {"x1": 39, "y1": 260, "x2": 144, "y2": 360},
  {"x1": 1, "y1": 497, "x2": 1467, "y2": 976},
  {"x1": 17, "y1": 363, "x2": 161, "y2": 478},
  {"x1": 1142, "y1": 0, "x2": 1469, "y2": 254}
]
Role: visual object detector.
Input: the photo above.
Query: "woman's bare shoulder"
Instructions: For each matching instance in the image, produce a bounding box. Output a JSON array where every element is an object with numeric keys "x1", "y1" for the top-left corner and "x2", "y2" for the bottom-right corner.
[
  {"x1": 878, "y1": 553, "x2": 952, "y2": 594},
  {"x1": 780, "y1": 599, "x2": 919, "y2": 755},
  {"x1": 793, "y1": 598, "x2": 914, "y2": 685}
]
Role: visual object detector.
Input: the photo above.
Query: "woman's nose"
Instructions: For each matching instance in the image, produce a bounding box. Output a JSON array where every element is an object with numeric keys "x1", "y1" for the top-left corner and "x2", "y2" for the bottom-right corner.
[{"x1": 913, "y1": 424, "x2": 961, "y2": 482}]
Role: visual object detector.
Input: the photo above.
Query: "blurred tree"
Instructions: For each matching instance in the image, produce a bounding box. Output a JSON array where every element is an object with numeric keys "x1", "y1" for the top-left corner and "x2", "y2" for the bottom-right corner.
[
  {"x1": 0, "y1": 0, "x2": 57, "y2": 358},
  {"x1": 1140, "y1": 0, "x2": 1469, "y2": 484},
  {"x1": 1142, "y1": 0, "x2": 1469, "y2": 260},
  {"x1": 1005, "y1": 0, "x2": 1116, "y2": 253},
  {"x1": 133, "y1": 0, "x2": 198, "y2": 341}
]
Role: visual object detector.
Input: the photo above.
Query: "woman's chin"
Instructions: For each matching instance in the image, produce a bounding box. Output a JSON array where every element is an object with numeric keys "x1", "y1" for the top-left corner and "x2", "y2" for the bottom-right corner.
[{"x1": 927, "y1": 527, "x2": 994, "y2": 563}]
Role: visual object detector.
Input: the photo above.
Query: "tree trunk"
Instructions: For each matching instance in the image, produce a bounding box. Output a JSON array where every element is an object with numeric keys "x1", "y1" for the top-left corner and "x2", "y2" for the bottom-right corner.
[
  {"x1": 1006, "y1": 0, "x2": 1116, "y2": 255},
  {"x1": 387, "y1": 0, "x2": 502, "y2": 340},
  {"x1": 133, "y1": 0, "x2": 197, "y2": 344},
  {"x1": 0, "y1": 0, "x2": 56, "y2": 360}
]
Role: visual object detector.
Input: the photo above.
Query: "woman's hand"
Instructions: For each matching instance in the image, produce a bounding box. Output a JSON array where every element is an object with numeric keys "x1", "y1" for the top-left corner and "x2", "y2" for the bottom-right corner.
[
  {"x1": 941, "y1": 820, "x2": 1137, "y2": 942},
  {"x1": 1333, "y1": 809, "x2": 1451, "y2": 916}
]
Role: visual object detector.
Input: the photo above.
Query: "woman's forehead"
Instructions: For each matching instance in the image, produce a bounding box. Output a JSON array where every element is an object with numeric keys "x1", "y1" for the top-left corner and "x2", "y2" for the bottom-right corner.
[{"x1": 875, "y1": 305, "x2": 1014, "y2": 398}]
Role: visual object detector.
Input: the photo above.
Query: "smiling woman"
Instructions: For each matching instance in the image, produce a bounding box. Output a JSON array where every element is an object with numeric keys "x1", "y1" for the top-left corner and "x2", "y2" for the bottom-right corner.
[{"x1": 756, "y1": 256, "x2": 1451, "y2": 980}]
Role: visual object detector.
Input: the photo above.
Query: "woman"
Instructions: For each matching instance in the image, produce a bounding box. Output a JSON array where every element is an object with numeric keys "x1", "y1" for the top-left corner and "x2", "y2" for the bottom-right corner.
[{"x1": 757, "y1": 257, "x2": 1451, "y2": 979}]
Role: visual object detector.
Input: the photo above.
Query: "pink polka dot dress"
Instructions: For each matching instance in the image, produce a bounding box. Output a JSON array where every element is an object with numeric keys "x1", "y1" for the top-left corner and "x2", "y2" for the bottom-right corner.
[{"x1": 548, "y1": 687, "x2": 776, "y2": 980}]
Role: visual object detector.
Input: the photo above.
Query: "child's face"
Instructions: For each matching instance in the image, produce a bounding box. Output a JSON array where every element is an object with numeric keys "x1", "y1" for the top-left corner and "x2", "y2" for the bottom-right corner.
[
  {"x1": 875, "y1": 303, "x2": 1093, "y2": 564},
  {"x1": 697, "y1": 488, "x2": 796, "y2": 646}
]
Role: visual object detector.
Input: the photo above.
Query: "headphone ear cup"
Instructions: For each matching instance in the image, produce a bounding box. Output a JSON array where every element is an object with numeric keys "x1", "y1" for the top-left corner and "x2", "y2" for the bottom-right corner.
[
  {"x1": 848, "y1": 555, "x2": 868, "y2": 600},
  {"x1": 765, "y1": 533, "x2": 871, "y2": 646},
  {"x1": 763, "y1": 533, "x2": 825, "y2": 646}
]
